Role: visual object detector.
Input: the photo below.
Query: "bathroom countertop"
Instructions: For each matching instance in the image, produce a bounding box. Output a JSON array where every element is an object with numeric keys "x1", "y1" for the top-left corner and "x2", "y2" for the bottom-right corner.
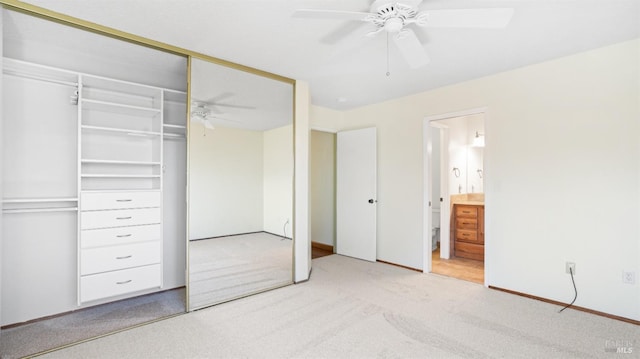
[
  {"x1": 452, "y1": 201, "x2": 484, "y2": 206},
  {"x1": 450, "y1": 193, "x2": 484, "y2": 206}
]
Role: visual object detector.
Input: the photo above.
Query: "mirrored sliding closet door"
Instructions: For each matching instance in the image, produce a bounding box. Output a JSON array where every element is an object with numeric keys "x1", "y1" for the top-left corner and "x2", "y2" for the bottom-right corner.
[
  {"x1": 1, "y1": 7, "x2": 187, "y2": 357},
  {"x1": 187, "y1": 57, "x2": 294, "y2": 310}
]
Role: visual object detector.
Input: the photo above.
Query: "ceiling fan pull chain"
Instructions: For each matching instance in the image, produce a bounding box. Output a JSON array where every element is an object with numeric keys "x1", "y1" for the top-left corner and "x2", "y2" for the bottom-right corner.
[{"x1": 386, "y1": 32, "x2": 391, "y2": 77}]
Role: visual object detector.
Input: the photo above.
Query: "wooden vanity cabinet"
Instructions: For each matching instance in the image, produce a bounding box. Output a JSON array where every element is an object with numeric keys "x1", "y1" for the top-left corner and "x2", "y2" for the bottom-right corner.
[{"x1": 453, "y1": 204, "x2": 484, "y2": 261}]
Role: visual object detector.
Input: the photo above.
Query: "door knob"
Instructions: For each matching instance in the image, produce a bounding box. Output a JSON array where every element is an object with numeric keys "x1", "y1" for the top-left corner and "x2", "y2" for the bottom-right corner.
[{"x1": 368, "y1": 199, "x2": 377, "y2": 204}]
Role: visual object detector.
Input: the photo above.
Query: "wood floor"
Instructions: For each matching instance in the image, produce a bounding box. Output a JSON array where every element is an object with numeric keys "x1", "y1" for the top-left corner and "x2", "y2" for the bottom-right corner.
[
  {"x1": 311, "y1": 242, "x2": 482, "y2": 284},
  {"x1": 431, "y1": 246, "x2": 484, "y2": 284},
  {"x1": 311, "y1": 242, "x2": 334, "y2": 259}
]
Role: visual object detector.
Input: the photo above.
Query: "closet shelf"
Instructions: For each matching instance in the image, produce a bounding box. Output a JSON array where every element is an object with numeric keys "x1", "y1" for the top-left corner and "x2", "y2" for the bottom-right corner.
[
  {"x1": 163, "y1": 124, "x2": 186, "y2": 129},
  {"x1": 81, "y1": 125, "x2": 161, "y2": 137},
  {"x1": 82, "y1": 98, "x2": 161, "y2": 117},
  {"x1": 3, "y1": 57, "x2": 79, "y2": 86},
  {"x1": 82, "y1": 159, "x2": 161, "y2": 166},
  {"x1": 81, "y1": 174, "x2": 161, "y2": 178},
  {"x1": 2, "y1": 197, "x2": 78, "y2": 204},
  {"x1": 81, "y1": 189, "x2": 161, "y2": 194},
  {"x1": 3, "y1": 207, "x2": 78, "y2": 214}
]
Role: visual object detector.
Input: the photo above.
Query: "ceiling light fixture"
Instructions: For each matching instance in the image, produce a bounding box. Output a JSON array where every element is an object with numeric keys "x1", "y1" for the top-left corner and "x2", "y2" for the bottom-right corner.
[{"x1": 472, "y1": 131, "x2": 485, "y2": 147}]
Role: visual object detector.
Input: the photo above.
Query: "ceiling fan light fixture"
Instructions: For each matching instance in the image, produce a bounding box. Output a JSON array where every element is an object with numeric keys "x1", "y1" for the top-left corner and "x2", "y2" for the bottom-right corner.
[{"x1": 384, "y1": 17, "x2": 404, "y2": 33}]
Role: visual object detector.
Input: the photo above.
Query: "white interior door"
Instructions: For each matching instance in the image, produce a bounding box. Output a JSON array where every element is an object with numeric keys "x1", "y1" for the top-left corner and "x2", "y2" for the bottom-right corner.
[{"x1": 336, "y1": 127, "x2": 377, "y2": 262}]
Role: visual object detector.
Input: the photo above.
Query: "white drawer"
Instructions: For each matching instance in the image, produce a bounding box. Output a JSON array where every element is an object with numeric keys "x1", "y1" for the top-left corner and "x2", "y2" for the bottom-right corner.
[
  {"x1": 81, "y1": 224, "x2": 161, "y2": 248},
  {"x1": 81, "y1": 207, "x2": 161, "y2": 230},
  {"x1": 81, "y1": 191, "x2": 160, "y2": 211},
  {"x1": 81, "y1": 241, "x2": 161, "y2": 275},
  {"x1": 80, "y1": 264, "x2": 161, "y2": 303}
]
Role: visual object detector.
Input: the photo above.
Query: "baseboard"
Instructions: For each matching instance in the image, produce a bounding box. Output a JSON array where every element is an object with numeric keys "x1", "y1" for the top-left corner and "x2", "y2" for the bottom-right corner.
[
  {"x1": 311, "y1": 241, "x2": 333, "y2": 252},
  {"x1": 489, "y1": 286, "x2": 640, "y2": 326},
  {"x1": 264, "y1": 231, "x2": 292, "y2": 240},
  {"x1": 192, "y1": 231, "x2": 291, "y2": 242},
  {"x1": 376, "y1": 259, "x2": 423, "y2": 273}
]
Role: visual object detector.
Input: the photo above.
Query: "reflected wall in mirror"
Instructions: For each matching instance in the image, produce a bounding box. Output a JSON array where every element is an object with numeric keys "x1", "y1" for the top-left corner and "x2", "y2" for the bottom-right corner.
[
  {"x1": 433, "y1": 113, "x2": 484, "y2": 195},
  {"x1": 0, "y1": 8, "x2": 187, "y2": 358},
  {"x1": 188, "y1": 57, "x2": 294, "y2": 310}
]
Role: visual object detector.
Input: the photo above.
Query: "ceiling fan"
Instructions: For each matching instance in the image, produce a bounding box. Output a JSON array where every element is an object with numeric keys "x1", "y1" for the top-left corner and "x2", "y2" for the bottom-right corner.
[
  {"x1": 293, "y1": 0, "x2": 514, "y2": 69},
  {"x1": 190, "y1": 92, "x2": 256, "y2": 130}
]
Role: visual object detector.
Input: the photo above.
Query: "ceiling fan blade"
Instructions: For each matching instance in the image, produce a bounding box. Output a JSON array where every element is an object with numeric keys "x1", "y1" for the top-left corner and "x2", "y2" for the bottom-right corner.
[
  {"x1": 293, "y1": 9, "x2": 372, "y2": 21},
  {"x1": 206, "y1": 92, "x2": 235, "y2": 103},
  {"x1": 208, "y1": 106, "x2": 226, "y2": 115},
  {"x1": 420, "y1": 8, "x2": 514, "y2": 28},
  {"x1": 321, "y1": 21, "x2": 368, "y2": 45},
  {"x1": 214, "y1": 103, "x2": 256, "y2": 110},
  {"x1": 392, "y1": 29, "x2": 430, "y2": 69}
]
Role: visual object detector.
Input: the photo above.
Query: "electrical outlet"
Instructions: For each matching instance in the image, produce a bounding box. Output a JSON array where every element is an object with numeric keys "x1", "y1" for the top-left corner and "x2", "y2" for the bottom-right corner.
[
  {"x1": 622, "y1": 271, "x2": 636, "y2": 284},
  {"x1": 565, "y1": 262, "x2": 576, "y2": 275}
]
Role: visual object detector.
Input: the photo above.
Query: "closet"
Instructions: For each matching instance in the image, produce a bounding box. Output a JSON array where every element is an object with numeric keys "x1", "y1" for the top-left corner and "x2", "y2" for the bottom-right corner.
[{"x1": 1, "y1": 9, "x2": 187, "y2": 325}]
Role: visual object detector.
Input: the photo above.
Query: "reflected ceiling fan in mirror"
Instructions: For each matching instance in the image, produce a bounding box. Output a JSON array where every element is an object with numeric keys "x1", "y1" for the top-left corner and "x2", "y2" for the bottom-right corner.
[
  {"x1": 190, "y1": 92, "x2": 256, "y2": 132},
  {"x1": 293, "y1": 0, "x2": 514, "y2": 70}
]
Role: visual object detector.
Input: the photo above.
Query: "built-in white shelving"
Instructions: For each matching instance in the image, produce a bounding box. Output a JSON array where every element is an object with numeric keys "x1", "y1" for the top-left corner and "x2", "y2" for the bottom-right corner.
[
  {"x1": 81, "y1": 159, "x2": 161, "y2": 166},
  {"x1": 3, "y1": 197, "x2": 78, "y2": 203},
  {"x1": 81, "y1": 125, "x2": 161, "y2": 137}
]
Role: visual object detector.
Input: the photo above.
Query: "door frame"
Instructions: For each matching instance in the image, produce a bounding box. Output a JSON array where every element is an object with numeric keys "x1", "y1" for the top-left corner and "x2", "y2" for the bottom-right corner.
[{"x1": 423, "y1": 107, "x2": 487, "y2": 279}]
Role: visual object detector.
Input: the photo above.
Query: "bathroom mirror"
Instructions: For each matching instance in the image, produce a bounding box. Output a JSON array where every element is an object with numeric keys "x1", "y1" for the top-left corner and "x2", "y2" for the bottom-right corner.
[
  {"x1": 466, "y1": 146, "x2": 484, "y2": 194},
  {"x1": 187, "y1": 57, "x2": 294, "y2": 310},
  {"x1": 435, "y1": 113, "x2": 484, "y2": 195}
]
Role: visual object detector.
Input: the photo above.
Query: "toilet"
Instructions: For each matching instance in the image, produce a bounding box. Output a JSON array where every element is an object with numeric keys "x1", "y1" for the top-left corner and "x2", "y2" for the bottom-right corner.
[
  {"x1": 432, "y1": 227, "x2": 440, "y2": 251},
  {"x1": 432, "y1": 209, "x2": 441, "y2": 251}
]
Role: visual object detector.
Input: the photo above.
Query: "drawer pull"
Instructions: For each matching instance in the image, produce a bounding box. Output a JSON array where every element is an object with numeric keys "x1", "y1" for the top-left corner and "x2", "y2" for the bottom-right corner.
[
  {"x1": 116, "y1": 255, "x2": 132, "y2": 260},
  {"x1": 116, "y1": 279, "x2": 132, "y2": 285},
  {"x1": 116, "y1": 199, "x2": 133, "y2": 202},
  {"x1": 462, "y1": 210, "x2": 471, "y2": 214},
  {"x1": 116, "y1": 216, "x2": 132, "y2": 220},
  {"x1": 116, "y1": 234, "x2": 132, "y2": 238}
]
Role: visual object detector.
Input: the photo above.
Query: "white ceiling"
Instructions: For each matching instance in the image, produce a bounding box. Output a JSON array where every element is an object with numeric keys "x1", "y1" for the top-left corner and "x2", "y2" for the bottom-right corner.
[{"x1": 20, "y1": 0, "x2": 640, "y2": 110}]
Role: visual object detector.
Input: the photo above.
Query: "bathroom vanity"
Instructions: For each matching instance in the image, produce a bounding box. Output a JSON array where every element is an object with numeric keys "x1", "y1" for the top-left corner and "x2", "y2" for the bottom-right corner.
[{"x1": 452, "y1": 202, "x2": 484, "y2": 261}]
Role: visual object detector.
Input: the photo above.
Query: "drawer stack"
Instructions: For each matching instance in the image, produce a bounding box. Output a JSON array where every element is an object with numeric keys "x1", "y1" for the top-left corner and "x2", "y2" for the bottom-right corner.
[
  {"x1": 79, "y1": 191, "x2": 162, "y2": 303},
  {"x1": 453, "y1": 204, "x2": 484, "y2": 261}
]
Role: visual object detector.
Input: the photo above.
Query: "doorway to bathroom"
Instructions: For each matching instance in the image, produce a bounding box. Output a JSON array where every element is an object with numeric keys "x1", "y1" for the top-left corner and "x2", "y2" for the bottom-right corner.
[{"x1": 423, "y1": 109, "x2": 486, "y2": 284}]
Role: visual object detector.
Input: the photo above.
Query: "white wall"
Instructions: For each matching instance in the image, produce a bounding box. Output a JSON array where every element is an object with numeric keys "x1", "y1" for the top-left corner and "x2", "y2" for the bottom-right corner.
[
  {"x1": 189, "y1": 124, "x2": 264, "y2": 239},
  {"x1": 263, "y1": 124, "x2": 293, "y2": 237},
  {"x1": 294, "y1": 81, "x2": 310, "y2": 282},
  {"x1": 310, "y1": 39, "x2": 640, "y2": 320},
  {"x1": 310, "y1": 130, "x2": 336, "y2": 247}
]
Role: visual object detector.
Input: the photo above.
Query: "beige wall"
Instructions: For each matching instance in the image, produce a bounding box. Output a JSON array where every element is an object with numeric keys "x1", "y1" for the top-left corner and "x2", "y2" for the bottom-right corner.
[
  {"x1": 189, "y1": 124, "x2": 264, "y2": 239},
  {"x1": 310, "y1": 130, "x2": 336, "y2": 247},
  {"x1": 263, "y1": 124, "x2": 293, "y2": 237},
  {"x1": 310, "y1": 39, "x2": 640, "y2": 320}
]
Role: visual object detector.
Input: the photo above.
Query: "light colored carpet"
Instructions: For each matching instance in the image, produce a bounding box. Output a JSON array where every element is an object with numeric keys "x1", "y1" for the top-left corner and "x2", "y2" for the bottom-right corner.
[
  {"x1": 41, "y1": 255, "x2": 638, "y2": 358},
  {"x1": 0, "y1": 288, "x2": 185, "y2": 359},
  {"x1": 188, "y1": 232, "x2": 293, "y2": 309}
]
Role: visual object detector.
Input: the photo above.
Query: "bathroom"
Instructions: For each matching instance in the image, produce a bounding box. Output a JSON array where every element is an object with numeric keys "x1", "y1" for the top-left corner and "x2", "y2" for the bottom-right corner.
[{"x1": 429, "y1": 113, "x2": 485, "y2": 282}]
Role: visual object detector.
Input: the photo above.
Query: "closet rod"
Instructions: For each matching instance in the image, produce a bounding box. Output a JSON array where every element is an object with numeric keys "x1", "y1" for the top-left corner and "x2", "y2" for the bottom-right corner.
[
  {"x1": 2, "y1": 197, "x2": 78, "y2": 204},
  {"x1": 2, "y1": 207, "x2": 78, "y2": 214},
  {"x1": 3, "y1": 70, "x2": 78, "y2": 87}
]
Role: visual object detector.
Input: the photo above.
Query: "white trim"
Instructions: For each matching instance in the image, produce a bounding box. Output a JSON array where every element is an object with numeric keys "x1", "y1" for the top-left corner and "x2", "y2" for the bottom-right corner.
[{"x1": 310, "y1": 126, "x2": 338, "y2": 134}]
